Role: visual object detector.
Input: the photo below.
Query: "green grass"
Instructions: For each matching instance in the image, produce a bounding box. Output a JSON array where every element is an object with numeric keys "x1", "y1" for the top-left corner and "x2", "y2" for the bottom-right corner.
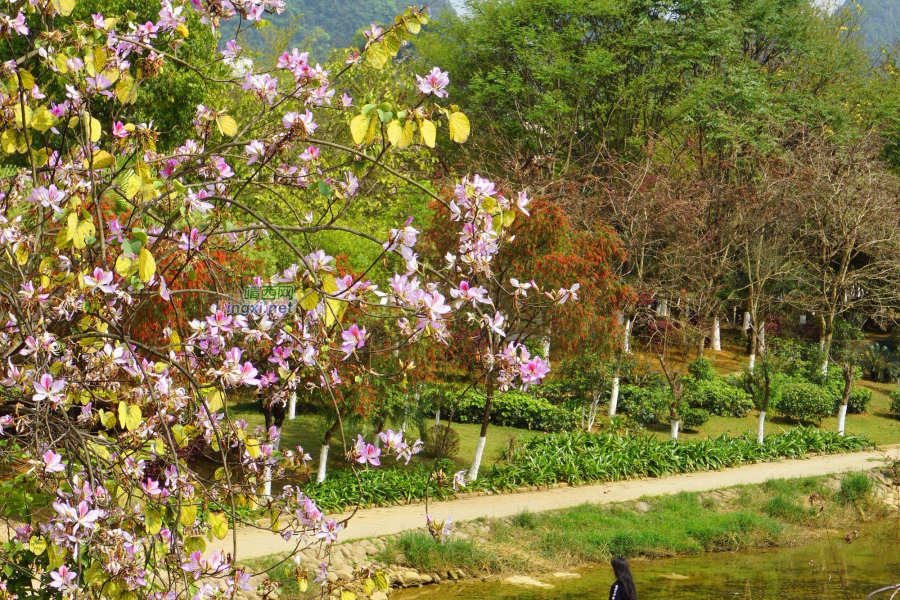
[
  {"x1": 226, "y1": 399, "x2": 545, "y2": 474},
  {"x1": 379, "y1": 472, "x2": 886, "y2": 575}
]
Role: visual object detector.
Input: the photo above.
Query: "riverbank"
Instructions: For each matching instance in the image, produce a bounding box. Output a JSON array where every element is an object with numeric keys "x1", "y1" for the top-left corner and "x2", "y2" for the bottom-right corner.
[{"x1": 244, "y1": 466, "x2": 900, "y2": 599}]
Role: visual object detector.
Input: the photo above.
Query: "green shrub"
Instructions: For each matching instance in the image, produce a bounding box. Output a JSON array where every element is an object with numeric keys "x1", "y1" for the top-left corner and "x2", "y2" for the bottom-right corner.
[
  {"x1": 450, "y1": 389, "x2": 577, "y2": 431},
  {"x1": 833, "y1": 387, "x2": 872, "y2": 415},
  {"x1": 890, "y1": 389, "x2": 900, "y2": 418},
  {"x1": 687, "y1": 379, "x2": 755, "y2": 417},
  {"x1": 618, "y1": 384, "x2": 669, "y2": 426},
  {"x1": 421, "y1": 425, "x2": 461, "y2": 459},
  {"x1": 836, "y1": 472, "x2": 873, "y2": 505},
  {"x1": 687, "y1": 357, "x2": 717, "y2": 382},
  {"x1": 680, "y1": 407, "x2": 710, "y2": 430},
  {"x1": 775, "y1": 382, "x2": 835, "y2": 423}
]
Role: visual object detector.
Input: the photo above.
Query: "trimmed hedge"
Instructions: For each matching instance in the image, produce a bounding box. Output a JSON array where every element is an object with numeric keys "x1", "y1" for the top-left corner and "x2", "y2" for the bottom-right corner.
[
  {"x1": 686, "y1": 379, "x2": 755, "y2": 417},
  {"x1": 451, "y1": 390, "x2": 577, "y2": 432},
  {"x1": 680, "y1": 407, "x2": 710, "y2": 430},
  {"x1": 775, "y1": 382, "x2": 835, "y2": 423}
]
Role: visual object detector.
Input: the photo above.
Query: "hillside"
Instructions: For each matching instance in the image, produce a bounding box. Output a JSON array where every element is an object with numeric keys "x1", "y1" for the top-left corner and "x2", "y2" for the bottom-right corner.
[
  {"x1": 849, "y1": 0, "x2": 900, "y2": 48},
  {"x1": 227, "y1": 0, "x2": 457, "y2": 53}
]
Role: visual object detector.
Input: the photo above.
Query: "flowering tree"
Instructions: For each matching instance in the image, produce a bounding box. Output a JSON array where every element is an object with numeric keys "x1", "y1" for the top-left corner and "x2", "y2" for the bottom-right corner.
[{"x1": 0, "y1": 2, "x2": 577, "y2": 599}]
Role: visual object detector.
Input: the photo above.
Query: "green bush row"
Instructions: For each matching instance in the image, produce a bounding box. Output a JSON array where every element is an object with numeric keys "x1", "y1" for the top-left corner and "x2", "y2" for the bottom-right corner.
[
  {"x1": 447, "y1": 390, "x2": 578, "y2": 431},
  {"x1": 303, "y1": 427, "x2": 872, "y2": 512}
]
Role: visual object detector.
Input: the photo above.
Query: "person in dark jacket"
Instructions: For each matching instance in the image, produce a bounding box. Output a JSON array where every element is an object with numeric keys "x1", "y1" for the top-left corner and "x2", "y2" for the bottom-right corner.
[{"x1": 609, "y1": 557, "x2": 638, "y2": 600}]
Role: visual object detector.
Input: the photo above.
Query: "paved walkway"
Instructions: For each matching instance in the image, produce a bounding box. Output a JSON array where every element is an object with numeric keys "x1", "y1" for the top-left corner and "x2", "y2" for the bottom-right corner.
[{"x1": 215, "y1": 447, "x2": 900, "y2": 561}]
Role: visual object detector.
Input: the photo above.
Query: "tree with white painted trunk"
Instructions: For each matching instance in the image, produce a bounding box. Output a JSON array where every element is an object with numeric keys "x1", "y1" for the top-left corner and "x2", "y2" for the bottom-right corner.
[
  {"x1": 790, "y1": 129, "x2": 900, "y2": 374},
  {"x1": 827, "y1": 324, "x2": 865, "y2": 436},
  {"x1": 744, "y1": 333, "x2": 790, "y2": 443}
]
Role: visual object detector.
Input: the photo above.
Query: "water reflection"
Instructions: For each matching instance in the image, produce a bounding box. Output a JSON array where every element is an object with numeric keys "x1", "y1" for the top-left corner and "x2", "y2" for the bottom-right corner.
[{"x1": 395, "y1": 524, "x2": 900, "y2": 599}]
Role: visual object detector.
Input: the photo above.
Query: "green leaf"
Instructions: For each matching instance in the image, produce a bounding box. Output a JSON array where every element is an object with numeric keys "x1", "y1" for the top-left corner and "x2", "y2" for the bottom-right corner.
[
  {"x1": 118, "y1": 402, "x2": 141, "y2": 432},
  {"x1": 145, "y1": 505, "x2": 162, "y2": 534},
  {"x1": 138, "y1": 248, "x2": 156, "y2": 283},
  {"x1": 184, "y1": 536, "x2": 206, "y2": 554}
]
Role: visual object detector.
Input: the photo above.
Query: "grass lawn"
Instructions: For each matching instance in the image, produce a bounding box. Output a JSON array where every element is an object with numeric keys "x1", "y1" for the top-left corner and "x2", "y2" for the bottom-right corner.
[{"x1": 226, "y1": 399, "x2": 546, "y2": 476}]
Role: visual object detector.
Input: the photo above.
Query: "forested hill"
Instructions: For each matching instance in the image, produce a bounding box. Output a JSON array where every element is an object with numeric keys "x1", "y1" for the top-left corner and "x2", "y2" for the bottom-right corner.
[
  {"x1": 849, "y1": 0, "x2": 900, "y2": 48},
  {"x1": 229, "y1": 0, "x2": 457, "y2": 52}
]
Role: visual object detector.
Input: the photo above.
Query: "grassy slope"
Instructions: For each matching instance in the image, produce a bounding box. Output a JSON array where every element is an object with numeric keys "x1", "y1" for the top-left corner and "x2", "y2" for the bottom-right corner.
[{"x1": 378, "y1": 472, "x2": 886, "y2": 575}]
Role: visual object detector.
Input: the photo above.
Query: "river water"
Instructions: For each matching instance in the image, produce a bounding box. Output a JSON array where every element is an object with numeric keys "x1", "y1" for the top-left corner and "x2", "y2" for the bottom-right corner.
[{"x1": 395, "y1": 523, "x2": 900, "y2": 600}]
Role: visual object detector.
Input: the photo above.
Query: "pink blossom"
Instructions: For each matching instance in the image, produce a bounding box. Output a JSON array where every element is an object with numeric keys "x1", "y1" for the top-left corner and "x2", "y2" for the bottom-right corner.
[
  {"x1": 520, "y1": 356, "x2": 550, "y2": 386},
  {"x1": 42, "y1": 449, "x2": 65, "y2": 473},
  {"x1": 112, "y1": 121, "x2": 129, "y2": 138},
  {"x1": 48, "y1": 565, "x2": 77, "y2": 591},
  {"x1": 353, "y1": 434, "x2": 381, "y2": 466},
  {"x1": 221, "y1": 39, "x2": 242, "y2": 64},
  {"x1": 84, "y1": 267, "x2": 118, "y2": 294},
  {"x1": 340, "y1": 93, "x2": 353, "y2": 107},
  {"x1": 340, "y1": 324, "x2": 366, "y2": 358},
  {"x1": 416, "y1": 67, "x2": 450, "y2": 98},
  {"x1": 32, "y1": 373, "x2": 66, "y2": 404}
]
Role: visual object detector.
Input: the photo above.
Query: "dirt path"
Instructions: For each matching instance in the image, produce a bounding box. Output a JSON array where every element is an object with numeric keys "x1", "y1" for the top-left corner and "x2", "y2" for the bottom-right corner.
[{"x1": 216, "y1": 447, "x2": 900, "y2": 561}]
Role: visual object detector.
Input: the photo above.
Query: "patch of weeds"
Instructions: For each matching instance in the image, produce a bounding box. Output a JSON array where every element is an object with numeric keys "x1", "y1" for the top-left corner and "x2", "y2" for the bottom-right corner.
[
  {"x1": 837, "y1": 472, "x2": 873, "y2": 506},
  {"x1": 511, "y1": 510, "x2": 538, "y2": 530}
]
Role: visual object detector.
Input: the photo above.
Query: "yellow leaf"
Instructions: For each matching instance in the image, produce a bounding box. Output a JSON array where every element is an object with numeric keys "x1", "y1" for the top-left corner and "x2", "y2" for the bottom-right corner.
[
  {"x1": 205, "y1": 389, "x2": 224, "y2": 413},
  {"x1": 447, "y1": 111, "x2": 471, "y2": 143},
  {"x1": 29, "y1": 536, "x2": 47, "y2": 555},
  {"x1": 50, "y1": 0, "x2": 77, "y2": 16},
  {"x1": 116, "y1": 73, "x2": 137, "y2": 104},
  {"x1": 208, "y1": 512, "x2": 228, "y2": 540},
  {"x1": 86, "y1": 116, "x2": 102, "y2": 143},
  {"x1": 298, "y1": 575, "x2": 309, "y2": 592},
  {"x1": 245, "y1": 439, "x2": 261, "y2": 459},
  {"x1": 17, "y1": 70, "x2": 35, "y2": 90},
  {"x1": 350, "y1": 114, "x2": 372, "y2": 145},
  {"x1": 88, "y1": 150, "x2": 115, "y2": 169},
  {"x1": 324, "y1": 298, "x2": 347, "y2": 328},
  {"x1": 322, "y1": 274, "x2": 339, "y2": 294},
  {"x1": 404, "y1": 17, "x2": 421, "y2": 34},
  {"x1": 88, "y1": 441, "x2": 110, "y2": 461},
  {"x1": 340, "y1": 591, "x2": 356, "y2": 600},
  {"x1": 31, "y1": 106, "x2": 55, "y2": 133},
  {"x1": 115, "y1": 254, "x2": 132, "y2": 277},
  {"x1": 1, "y1": 130, "x2": 27, "y2": 154},
  {"x1": 138, "y1": 248, "x2": 156, "y2": 283},
  {"x1": 420, "y1": 119, "x2": 436, "y2": 148},
  {"x1": 99, "y1": 409, "x2": 117, "y2": 429},
  {"x1": 93, "y1": 46, "x2": 107, "y2": 73},
  {"x1": 179, "y1": 505, "x2": 198, "y2": 526},
  {"x1": 34, "y1": 148, "x2": 49, "y2": 168},
  {"x1": 299, "y1": 290, "x2": 319, "y2": 311},
  {"x1": 387, "y1": 120, "x2": 415, "y2": 148},
  {"x1": 216, "y1": 115, "x2": 238, "y2": 137},
  {"x1": 170, "y1": 329, "x2": 181, "y2": 351},
  {"x1": 66, "y1": 213, "x2": 79, "y2": 243},
  {"x1": 118, "y1": 402, "x2": 141, "y2": 432},
  {"x1": 367, "y1": 42, "x2": 390, "y2": 69},
  {"x1": 14, "y1": 246, "x2": 28, "y2": 265},
  {"x1": 125, "y1": 174, "x2": 143, "y2": 200},
  {"x1": 14, "y1": 105, "x2": 33, "y2": 128},
  {"x1": 384, "y1": 32, "x2": 401, "y2": 56},
  {"x1": 175, "y1": 22, "x2": 190, "y2": 38}
]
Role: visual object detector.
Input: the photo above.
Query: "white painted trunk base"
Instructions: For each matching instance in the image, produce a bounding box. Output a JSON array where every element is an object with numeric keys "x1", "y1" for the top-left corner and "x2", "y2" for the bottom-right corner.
[
  {"x1": 435, "y1": 408, "x2": 441, "y2": 429},
  {"x1": 288, "y1": 392, "x2": 296, "y2": 420},
  {"x1": 757, "y1": 411, "x2": 766, "y2": 444},
  {"x1": 468, "y1": 436, "x2": 488, "y2": 482},
  {"x1": 670, "y1": 420, "x2": 680, "y2": 440},
  {"x1": 821, "y1": 357, "x2": 829, "y2": 376},
  {"x1": 837, "y1": 404, "x2": 847, "y2": 436},
  {"x1": 712, "y1": 317, "x2": 721, "y2": 352},
  {"x1": 609, "y1": 378, "x2": 620, "y2": 418},
  {"x1": 658, "y1": 299, "x2": 669, "y2": 317},
  {"x1": 316, "y1": 444, "x2": 329, "y2": 483},
  {"x1": 623, "y1": 319, "x2": 632, "y2": 354},
  {"x1": 748, "y1": 353, "x2": 756, "y2": 374},
  {"x1": 742, "y1": 311, "x2": 751, "y2": 331},
  {"x1": 263, "y1": 434, "x2": 281, "y2": 499}
]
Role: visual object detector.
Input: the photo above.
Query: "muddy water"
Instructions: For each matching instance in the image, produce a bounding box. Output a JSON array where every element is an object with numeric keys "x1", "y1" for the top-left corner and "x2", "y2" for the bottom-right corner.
[{"x1": 395, "y1": 523, "x2": 900, "y2": 599}]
